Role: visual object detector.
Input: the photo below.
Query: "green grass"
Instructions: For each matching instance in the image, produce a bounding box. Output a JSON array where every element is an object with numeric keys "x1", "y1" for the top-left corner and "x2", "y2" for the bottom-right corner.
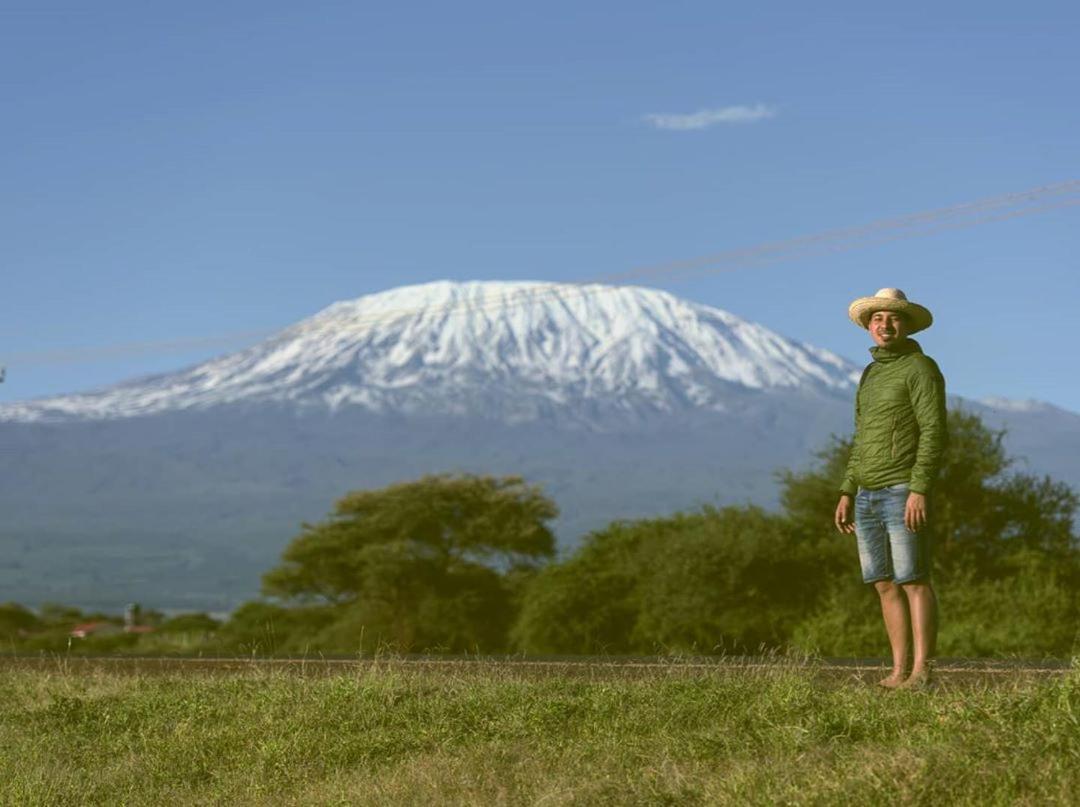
[{"x1": 1, "y1": 660, "x2": 1077, "y2": 805}]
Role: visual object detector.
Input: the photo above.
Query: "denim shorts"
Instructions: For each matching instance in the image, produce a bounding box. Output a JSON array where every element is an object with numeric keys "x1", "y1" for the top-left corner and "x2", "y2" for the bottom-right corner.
[{"x1": 854, "y1": 482, "x2": 931, "y2": 584}]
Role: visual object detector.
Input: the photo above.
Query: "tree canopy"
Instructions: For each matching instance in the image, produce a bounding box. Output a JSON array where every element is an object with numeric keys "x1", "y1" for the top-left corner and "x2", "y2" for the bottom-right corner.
[
  {"x1": 3, "y1": 410, "x2": 1076, "y2": 659},
  {"x1": 518, "y1": 407, "x2": 1078, "y2": 657},
  {"x1": 261, "y1": 473, "x2": 558, "y2": 651},
  {"x1": 779, "y1": 407, "x2": 1079, "y2": 573},
  {"x1": 512, "y1": 507, "x2": 820, "y2": 654}
]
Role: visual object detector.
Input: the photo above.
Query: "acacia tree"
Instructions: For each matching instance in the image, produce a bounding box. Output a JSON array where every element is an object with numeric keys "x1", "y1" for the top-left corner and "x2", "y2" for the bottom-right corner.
[{"x1": 262, "y1": 473, "x2": 557, "y2": 651}]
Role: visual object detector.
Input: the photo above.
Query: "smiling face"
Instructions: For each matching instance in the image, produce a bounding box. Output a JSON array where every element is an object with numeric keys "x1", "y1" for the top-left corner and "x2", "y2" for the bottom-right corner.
[{"x1": 868, "y1": 309, "x2": 910, "y2": 348}]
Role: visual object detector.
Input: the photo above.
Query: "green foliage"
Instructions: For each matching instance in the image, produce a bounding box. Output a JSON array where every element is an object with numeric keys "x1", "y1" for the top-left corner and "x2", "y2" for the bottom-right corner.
[
  {"x1": 208, "y1": 602, "x2": 337, "y2": 655},
  {"x1": 512, "y1": 519, "x2": 652, "y2": 654},
  {"x1": 263, "y1": 473, "x2": 557, "y2": 603},
  {"x1": 0, "y1": 603, "x2": 40, "y2": 639},
  {"x1": 784, "y1": 407, "x2": 1080, "y2": 657},
  {"x1": 3, "y1": 409, "x2": 1075, "y2": 661},
  {"x1": 253, "y1": 473, "x2": 558, "y2": 652},
  {"x1": 977, "y1": 473, "x2": 1079, "y2": 562},
  {"x1": 514, "y1": 507, "x2": 820, "y2": 654},
  {"x1": 157, "y1": 612, "x2": 221, "y2": 634},
  {"x1": 778, "y1": 434, "x2": 856, "y2": 539},
  {"x1": 36, "y1": 603, "x2": 85, "y2": 626},
  {"x1": 635, "y1": 508, "x2": 820, "y2": 652},
  {"x1": 790, "y1": 580, "x2": 884, "y2": 657},
  {"x1": 306, "y1": 561, "x2": 515, "y2": 653},
  {"x1": 521, "y1": 407, "x2": 1079, "y2": 659},
  {"x1": 936, "y1": 552, "x2": 1079, "y2": 657}
]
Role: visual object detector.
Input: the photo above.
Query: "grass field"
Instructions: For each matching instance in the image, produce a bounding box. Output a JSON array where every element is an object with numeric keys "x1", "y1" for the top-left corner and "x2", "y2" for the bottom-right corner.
[{"x1": 1, "y1": 657, "x2": 1076, "y2": 805}]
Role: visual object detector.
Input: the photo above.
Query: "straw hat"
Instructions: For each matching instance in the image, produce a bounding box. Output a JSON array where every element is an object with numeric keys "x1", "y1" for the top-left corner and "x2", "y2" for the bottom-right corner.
[{"x1": 848, "y1": 288, "x2": 933, "y2": 333}]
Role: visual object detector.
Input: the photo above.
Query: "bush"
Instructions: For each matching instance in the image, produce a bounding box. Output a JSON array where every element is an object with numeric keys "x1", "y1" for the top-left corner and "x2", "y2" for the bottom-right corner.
[
  {"x1": 635, "y1": 508, "x2": 819, "y2": 653},
  {"x1": 792, "y1": 553, "x2": 1080, "y2": 659},
  {"x1": 157, "y1": 613, "x2": 222, "y2": 635},
  {"x1": 209, "y1": 602, "x2": 337, "y2": 656},
  {"x1": 936, "y1": 552, "x2": 1079, "y2": 657},
  {"x1": 513, "y1": 507, "x2": 820, "y2": 655},
  {"x1": 0, "y1": 603, "x2": 40, "y2": 639},
  {"x1": 512, "y1": 519, "x2": 661, "y2": 655}
]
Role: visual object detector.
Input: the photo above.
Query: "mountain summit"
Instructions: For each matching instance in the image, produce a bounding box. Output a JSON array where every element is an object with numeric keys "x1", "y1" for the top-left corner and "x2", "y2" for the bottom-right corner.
[{"x1": 1, "y1": 281, "x2": 859, "y2": 424}]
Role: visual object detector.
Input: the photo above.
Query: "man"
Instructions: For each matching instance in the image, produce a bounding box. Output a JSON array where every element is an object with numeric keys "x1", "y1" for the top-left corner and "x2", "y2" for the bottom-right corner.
[{"x1": 834, "y1": 288, "x2": 947, "y2": 689}]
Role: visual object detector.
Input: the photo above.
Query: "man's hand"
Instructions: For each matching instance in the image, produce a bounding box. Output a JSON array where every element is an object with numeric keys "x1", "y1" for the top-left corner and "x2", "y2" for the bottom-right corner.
[
  {"x1": 835, "y1": 495, "x2": 856, "y2": 534},
  {"x1": 905, "y1": 491, "x2": 928, "y2": 533}
]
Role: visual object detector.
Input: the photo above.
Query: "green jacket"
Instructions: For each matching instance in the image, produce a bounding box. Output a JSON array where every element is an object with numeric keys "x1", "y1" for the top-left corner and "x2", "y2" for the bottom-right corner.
[{"x1": 840, "y1": 338, "x2": 947, "y2": 497}]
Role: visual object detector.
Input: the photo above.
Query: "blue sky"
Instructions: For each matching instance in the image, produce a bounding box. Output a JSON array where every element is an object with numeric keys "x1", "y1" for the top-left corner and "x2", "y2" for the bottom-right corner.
[{"x1": 3, "y1": 1, "x2": 1079, "y2": 410}]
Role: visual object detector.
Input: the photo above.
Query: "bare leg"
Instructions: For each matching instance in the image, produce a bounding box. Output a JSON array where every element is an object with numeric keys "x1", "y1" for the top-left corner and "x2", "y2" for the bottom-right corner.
[
  {"x1": 873, "y1": 580, "x2": 909, "y2": 687},
  {"x1": 900, "y1": 582, "x2": 937, "y2": 688}
]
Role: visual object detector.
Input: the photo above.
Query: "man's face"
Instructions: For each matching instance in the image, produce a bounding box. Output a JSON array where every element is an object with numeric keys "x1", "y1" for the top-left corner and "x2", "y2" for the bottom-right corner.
[{"x1": 869, "y1": 310, "x2": 909, "y2": 348}]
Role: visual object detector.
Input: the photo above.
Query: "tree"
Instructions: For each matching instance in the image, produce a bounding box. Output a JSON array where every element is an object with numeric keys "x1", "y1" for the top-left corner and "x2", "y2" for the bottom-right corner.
[
  {"x1": 262, "y1": 474, "x2": 558, "y2": 651},
  {"x1": 512, "y1": 518, "x2": 654, "y2": 655},
  {"x1": 781, "y1": 408, "x2": 1080, "y2": 656},
  {"x1": 779, "y1": 408, "x2": 1079, "y2": 574},
  {"x1": 513, "y1": 507, "x2": 819, "y2": 655},
  {"x1": 635, "y1": 508, "x2": 818, "y2": 653}
]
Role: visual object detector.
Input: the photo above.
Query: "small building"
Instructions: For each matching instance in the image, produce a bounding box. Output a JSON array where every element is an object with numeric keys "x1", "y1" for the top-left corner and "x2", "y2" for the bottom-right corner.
[
  {"x1": 69, "y1": 603, "x2": 157, "y2": 638},
  {"x1": 69, "y1": 622, "x2": 123, "y2": 639}
]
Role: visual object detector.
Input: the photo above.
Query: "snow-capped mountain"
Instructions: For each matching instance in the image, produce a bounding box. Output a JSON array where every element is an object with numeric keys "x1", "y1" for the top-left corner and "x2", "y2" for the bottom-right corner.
[
  {"x1": 0, "y1": 280, "x2": 1075, "y2": 611},
  {"x1": 0, "y1": 281, "x2": 859, "y2": 425}
]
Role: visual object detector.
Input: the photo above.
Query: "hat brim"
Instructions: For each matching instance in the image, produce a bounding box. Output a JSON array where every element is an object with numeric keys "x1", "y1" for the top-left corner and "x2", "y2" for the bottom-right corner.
[{"x1": 848, "y1": 297, "x2": 933, "y2": 334}]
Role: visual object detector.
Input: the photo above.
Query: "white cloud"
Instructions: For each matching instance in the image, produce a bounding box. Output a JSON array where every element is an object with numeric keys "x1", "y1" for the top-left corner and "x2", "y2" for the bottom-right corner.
[{"x1": 643, "y1": 103, "x2": 777, "y2": 131}]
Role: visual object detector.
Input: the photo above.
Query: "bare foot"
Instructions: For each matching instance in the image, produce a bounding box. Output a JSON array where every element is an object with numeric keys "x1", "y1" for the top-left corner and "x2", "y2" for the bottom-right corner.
[
  {"x1": 877, "y1": 672, "x2": 906, "y2": 689},
  {"x1": 898, "y1": 668, "x2": 933, "y2": 690}
]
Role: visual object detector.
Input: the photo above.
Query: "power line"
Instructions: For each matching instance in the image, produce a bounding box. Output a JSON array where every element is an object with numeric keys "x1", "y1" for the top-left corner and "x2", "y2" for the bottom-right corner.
[
  {"x1": 601, "y1": 178, "x2": 1080, "y2": 284},
  {"x1": 4, "y1": 179, "x2": 1078, "y2": 370}
]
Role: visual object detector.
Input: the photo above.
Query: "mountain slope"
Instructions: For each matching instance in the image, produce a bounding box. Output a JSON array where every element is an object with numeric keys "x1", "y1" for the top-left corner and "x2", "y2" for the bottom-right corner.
[{"x1": 0, "y1": 281, "x2": 858, "y2": 425}]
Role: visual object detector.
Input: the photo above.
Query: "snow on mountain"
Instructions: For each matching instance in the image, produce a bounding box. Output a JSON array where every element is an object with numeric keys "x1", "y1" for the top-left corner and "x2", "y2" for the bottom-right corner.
[
  {"x1": 0, "y1": 281, "x2": 861, "y2": 424},
  {"x1": 977, "y1": 397, "x2": 1063, "y2": 415}
]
